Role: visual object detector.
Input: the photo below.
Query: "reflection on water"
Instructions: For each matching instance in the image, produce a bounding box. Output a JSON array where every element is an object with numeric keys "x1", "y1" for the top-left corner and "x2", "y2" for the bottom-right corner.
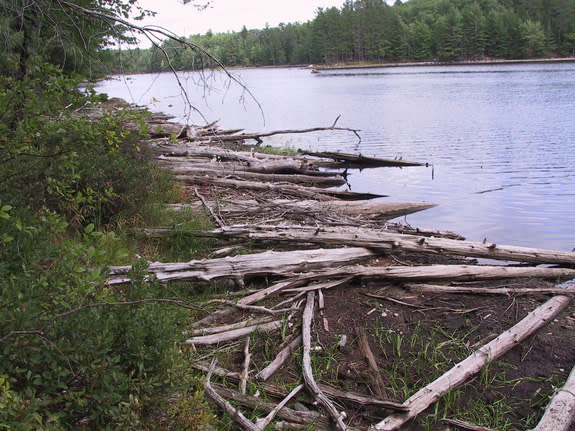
[{"x1": 97, "y1": 62, "x2": 575, "y2": 251}]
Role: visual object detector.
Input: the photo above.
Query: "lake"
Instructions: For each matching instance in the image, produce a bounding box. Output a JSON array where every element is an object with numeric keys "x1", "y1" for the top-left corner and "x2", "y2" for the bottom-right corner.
[{"x1": 97, "y1": 62, "x2": 575, "y2": 252}]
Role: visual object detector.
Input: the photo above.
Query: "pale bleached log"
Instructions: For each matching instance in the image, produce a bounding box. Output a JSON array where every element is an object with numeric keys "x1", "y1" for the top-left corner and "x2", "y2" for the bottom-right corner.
[
  {"x1": 256, "y1": 335, "x2": 302, "y2": 382},
  {"x1": 302, "y1": 291, "x2": 349, "y2": 431},
  {"x1": 529, "y1": 363, "x2": 575, "y2": 431},
  {"x1": 186, "y1": 320, "x2": 282, "y2": 345},
  {"x1": 174, "y1": 168, "x2": 346, "y2": 187},
  {"x1": 254, "y1": 384, "x2": 304, "y2": 430},
  {"x1": 405, "y1": 283, "x2": 575, "y2": 296},
  {"x1": 179, "y1": 176, "x2": 386, "y2": 201},
  {"x1": 370, "y1": 294, "x2": 572, "y2": 430},
  {"x1": 107, "y1": 247, "x2": 375, "y2": 285},
  {"x1": 213, "y1": 224, "x2": 575, "y2": 266}
]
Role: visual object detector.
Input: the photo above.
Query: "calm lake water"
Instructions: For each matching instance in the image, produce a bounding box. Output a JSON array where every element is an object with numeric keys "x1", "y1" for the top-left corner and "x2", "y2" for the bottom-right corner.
[{"x1": 97, "y1": 62, "x2": 575, "y2": 251}]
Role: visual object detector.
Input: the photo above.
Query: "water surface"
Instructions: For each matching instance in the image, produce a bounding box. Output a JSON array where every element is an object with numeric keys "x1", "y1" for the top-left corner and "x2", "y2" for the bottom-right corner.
[{"x1": 98, "y1": 63, "x2": 575, "y2": 251}]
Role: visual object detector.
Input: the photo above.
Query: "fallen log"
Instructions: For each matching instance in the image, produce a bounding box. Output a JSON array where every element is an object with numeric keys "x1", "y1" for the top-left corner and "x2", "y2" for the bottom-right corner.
[
  {"x1": 180, "y1": 176, "x2": 387, "y2": 200},
  {"x1": 371, "y1": 294, "x2": 573, "y2": 430},
  {"x1": 107, "y1": 247, "x2": 375, "y2": 285},
  {"x1": 173, "y1": 169, "x2": 347, "y2": 187},
  {"x1": 404, "y1": 283, "x2": 575, "y2": 295},
  {"x1": 186, "y1": 320, "x2": 282, "y2": 345},
  {"x1": 212, "y1": 224, "x2": 575, "y2": 265},
  {"x1": 529, "y1": 349, "x2": 575, "y2": 431},
  {"x1": 168, "y1": 199, "x2": 436, "y2": 221},
  {"x1": 301, "y1": 150, "x2": 424, "y2": 168}
]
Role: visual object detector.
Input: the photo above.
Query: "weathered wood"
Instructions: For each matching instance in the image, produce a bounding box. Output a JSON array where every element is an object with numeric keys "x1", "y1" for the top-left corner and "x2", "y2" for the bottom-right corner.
[
  {"x1": 301, "y1": 150, "x2": 424, "y2": 168},
  {"x1": 173, "y1": 168, "x2": 347, "y2": 187},
  {"x1": 180, "y1": 176, "x2": 386, "y2": 200},
  {"x1": 441, "y1": 418, "x2": 500, "y2": 431},
  {"x1": 356, "y1": 327, "x2": 388, "y2": 399},
  {"x1": 302, "y1": 291, "x2": 349, "y2": 431},
  {"x1": 167, "y1": 199, "x2": 436, "y2": 221},
  {"x1": 371, "y1": 294, "x2": 573, "y2": 430},
  {"x1": 405, "y1": 283, "x2": 575, "y2": 296},
  {"x1": 194, "y1": 360, "x2": 408, "y2": 412},
  {"x1": 529, "y1": 362, "x2": 575, "y2": 431},
  {"x1": 107, "y1": 247, "x2": 376, "y2": 285},
  {"x1": 213, "y1": 224, "x2": 575, "y2": 265},
  {"x1": 212, "y1": 383, "x2": 327, "y2": 426},
  {"x1": 256, "y1": 335, "x2": 302, "y2": 382},
  {"x1": 186, "y1": 320, "x2": 282, "y2": 345}
]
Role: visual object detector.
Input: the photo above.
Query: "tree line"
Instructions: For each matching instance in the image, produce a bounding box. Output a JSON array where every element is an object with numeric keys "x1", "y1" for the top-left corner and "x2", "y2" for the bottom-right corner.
[{"x1": 111, "y1": 0, "x2": 575, "y2": 73}]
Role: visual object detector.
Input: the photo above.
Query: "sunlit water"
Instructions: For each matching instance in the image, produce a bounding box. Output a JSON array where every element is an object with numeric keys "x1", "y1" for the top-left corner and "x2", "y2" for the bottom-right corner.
[{"x1": 97, "y1": 62, "x2": 575, "y2": 251}]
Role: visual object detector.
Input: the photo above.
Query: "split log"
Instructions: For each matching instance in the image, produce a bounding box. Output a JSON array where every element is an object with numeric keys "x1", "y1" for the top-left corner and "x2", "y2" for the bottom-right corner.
[
  {"x1": 301, "y1": 150, "x2": 424, "y2": 168},
  {"x1": 180, "y1": 176, "x2": 386, "y2": 200},
  {"x1": 529, "y1": 362, "x2": 575, "y2": 431},
  {"x1": 107, "y1": 247, "x2": 376, "y2": 285},
  {"x1": 212, "y1": 224, "x2": 575, "y2": 265},
  {"x1": 370, "y1": 294, "x2": 573, "y2": 430},
  {"x1": 404, "y1": 283, "x2": 575, "y2": 296}
]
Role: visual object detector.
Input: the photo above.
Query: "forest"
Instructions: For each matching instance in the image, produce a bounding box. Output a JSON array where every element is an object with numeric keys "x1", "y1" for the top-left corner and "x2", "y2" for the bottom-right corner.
[{"x1": 112, "y1": 0, "x2": 575, "y2": 73}]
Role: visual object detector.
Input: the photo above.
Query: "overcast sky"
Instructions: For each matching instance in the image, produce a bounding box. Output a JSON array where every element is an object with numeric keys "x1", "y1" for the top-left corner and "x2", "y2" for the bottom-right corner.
[{"x1": 135, "y1": 0, "x2": 345, "y2": 45}]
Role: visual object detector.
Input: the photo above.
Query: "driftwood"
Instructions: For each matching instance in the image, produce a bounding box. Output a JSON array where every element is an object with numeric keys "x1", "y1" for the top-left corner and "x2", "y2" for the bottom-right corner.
[
  {"x1": 212, "y1": 224, "x2": 575, "y2": 265},
  {"x1": 302, "y1": 291, "x2": 349, "y2": 431},
  {"x1": 370, "y1": 294, "x2": 572, "y2": 430},
  {"x1": 529, "y1": 362, "x2": 575, "y2": 431},
  {"x1": 404, "y1": 283, "x2": 575, "y2": 296},
  {"x1": 174, "y1": 169, "x2": 347, "y2": 188},
  {"x1": 356, "y1": 327, "x2": 388, "y2": 399},
  {"x1": 185, "y1": 320, "x2": 282, "y2": 345},
  {"x1": 193, "y1": 360, "x2": 408, "y2": 412},
  {"x1": 180, "y1": 176, "x2": 386, "y2": 201},
  {"x1": 168, "y1": 199, "x2": 436, "y2": 222},
  {"x1": 107, "y1": 247, "x2": 375, "y2": 285},
  {"x1": 256, "y1": 335, "x2": 302, "y2": 382},
  {"x1": 191, "y1": 316, "x2": 274, "y2": 336},
  {"x1": 301, "y1": 150, "x2": 424, "y2": 168}
]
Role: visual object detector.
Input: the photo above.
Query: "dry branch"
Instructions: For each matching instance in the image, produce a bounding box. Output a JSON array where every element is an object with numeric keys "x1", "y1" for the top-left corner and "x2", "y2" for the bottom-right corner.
[
  {"x1": 256, "y1": 335, "x2": 302, "y2": 382},
  {"x1": 301, "y1": 150, "x2": 423, "y2": 168},
  {"x1": 356, "y1": 327, "x2": 388, "y2": 399},
  {"x1": 186, "y1": 320, "x2": 282, "y2": 345},
  {"x1": 441, "y1": 418, "x2": 500, "y2": 431},
  {"x1": 370, "y1": 294, "x2": 573, "y2": 430},
  {"x1": 302, "y1": 292, "x2": 349, "y2": 431}
]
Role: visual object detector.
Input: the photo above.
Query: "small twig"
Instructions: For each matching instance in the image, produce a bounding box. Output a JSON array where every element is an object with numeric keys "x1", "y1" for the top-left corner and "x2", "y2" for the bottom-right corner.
[{"x1": 441, "y1": 418, "x2": 499, "y2": 431}]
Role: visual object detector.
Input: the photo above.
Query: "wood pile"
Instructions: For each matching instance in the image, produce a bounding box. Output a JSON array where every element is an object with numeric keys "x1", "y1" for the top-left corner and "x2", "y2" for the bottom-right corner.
[{"x1": 114, "y1": 116, "x2": 575, "y2": 431}]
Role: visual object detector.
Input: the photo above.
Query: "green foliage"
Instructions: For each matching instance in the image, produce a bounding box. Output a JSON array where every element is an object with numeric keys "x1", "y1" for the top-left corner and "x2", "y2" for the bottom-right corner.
[{"x1": 111, "y1": 0, "x2": 574, "y2": 72}]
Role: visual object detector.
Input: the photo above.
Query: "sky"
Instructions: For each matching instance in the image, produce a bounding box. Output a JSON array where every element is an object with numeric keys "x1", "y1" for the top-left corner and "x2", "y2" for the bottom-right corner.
[{"x1": 135, "y1": 0, "x2": 345, "y2": 46}]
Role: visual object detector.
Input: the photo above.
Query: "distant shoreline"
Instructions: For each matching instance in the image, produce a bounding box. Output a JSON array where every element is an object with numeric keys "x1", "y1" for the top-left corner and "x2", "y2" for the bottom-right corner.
[{"x1": 312, "y1": 57, "x2": 575, "y2": 71}]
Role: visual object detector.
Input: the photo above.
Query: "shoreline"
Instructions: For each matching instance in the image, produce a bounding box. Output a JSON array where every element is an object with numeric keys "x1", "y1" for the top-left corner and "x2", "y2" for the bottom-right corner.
[{"x1": 313, "y1": 56, "x2": 575, "y2": 71}]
